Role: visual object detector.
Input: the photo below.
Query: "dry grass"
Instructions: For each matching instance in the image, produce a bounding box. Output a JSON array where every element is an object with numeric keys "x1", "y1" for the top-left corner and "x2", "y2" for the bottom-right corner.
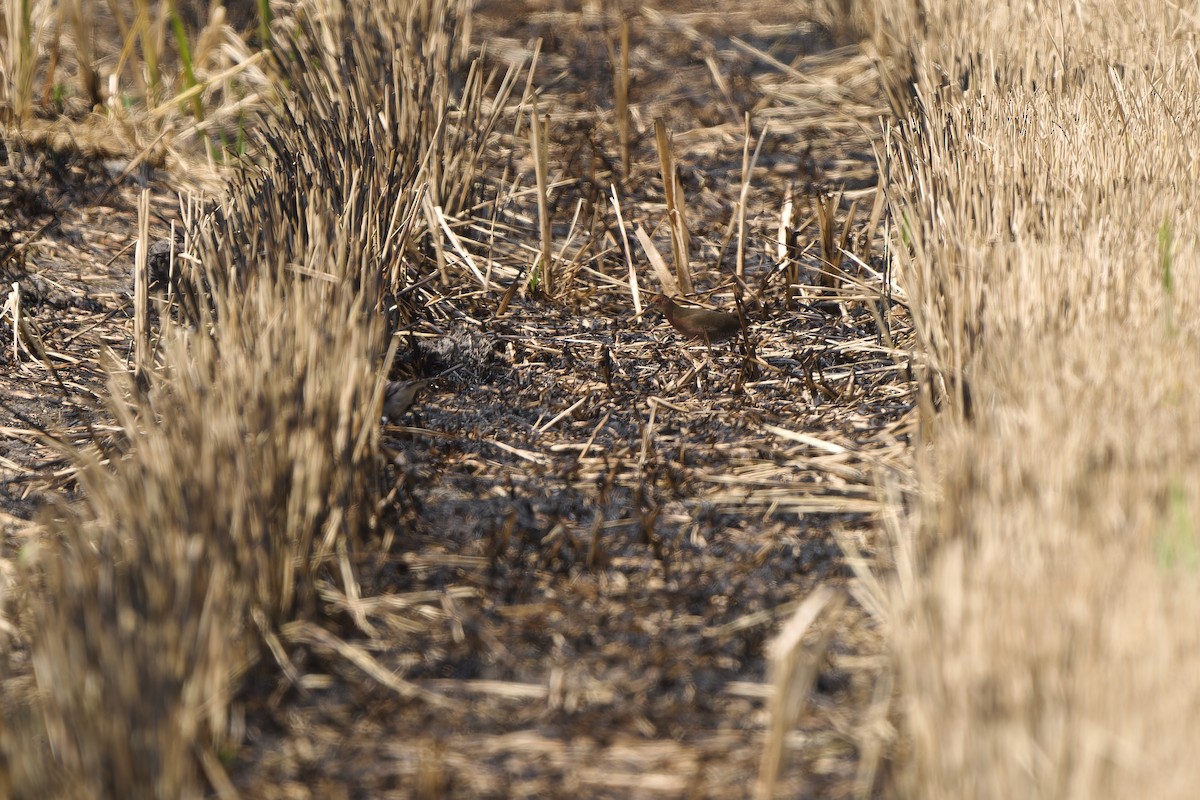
[
  {"x1": 1, "y1": 0, "x2": 276, "y2": 178},
  {"x1": 0, "y1": 0, "x2": 1167, "y2": 793},
  {"x1": 868, "y1": 1, "x2": 1200, "y2": 797}
]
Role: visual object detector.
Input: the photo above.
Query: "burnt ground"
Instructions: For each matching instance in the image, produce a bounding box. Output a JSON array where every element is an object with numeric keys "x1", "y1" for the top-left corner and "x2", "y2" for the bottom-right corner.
[{"x1": 0, "y1": 2, "x2": 912, "y2": 797}]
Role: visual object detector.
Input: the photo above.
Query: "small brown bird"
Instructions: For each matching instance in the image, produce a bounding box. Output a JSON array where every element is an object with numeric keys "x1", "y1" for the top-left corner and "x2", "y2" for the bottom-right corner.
[
  {"x1": 650, "y1": 293, "x2": 743, "y2": 349},
  {"x1": 382, "y1": 379, "x2": 430, "y2": 421}
]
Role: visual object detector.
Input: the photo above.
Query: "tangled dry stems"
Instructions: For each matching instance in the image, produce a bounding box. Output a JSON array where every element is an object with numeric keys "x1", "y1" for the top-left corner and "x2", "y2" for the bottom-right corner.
[{"x1": 872, "y1": 1, "x2": 1200, "y2": 797}]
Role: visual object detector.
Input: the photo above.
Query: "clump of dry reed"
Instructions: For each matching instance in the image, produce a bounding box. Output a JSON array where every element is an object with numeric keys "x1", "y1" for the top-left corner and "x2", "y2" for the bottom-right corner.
[
  {"x1": 187, "y1": 0, "x2": 507, "y2": 308},
  {"x1": 25, "y1": 277, "x2": 382, "y2": 797},
  {"x1": 4, "y1": 0, "x2": 498, "y2": 795},
  {"x1": 869, "y1": 1, "x2": 1200, "y2": 797}
]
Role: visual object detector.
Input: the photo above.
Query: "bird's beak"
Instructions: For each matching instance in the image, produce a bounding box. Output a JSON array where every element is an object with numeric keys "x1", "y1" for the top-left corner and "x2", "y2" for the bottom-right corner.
[{"x1": 632, "y1": 292, "x2": 659, "y2": 320}]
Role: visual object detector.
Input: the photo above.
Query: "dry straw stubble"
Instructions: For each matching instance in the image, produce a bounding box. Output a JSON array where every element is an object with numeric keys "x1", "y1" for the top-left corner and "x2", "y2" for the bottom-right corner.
[{"x1": 871, "y1": 0, "x2": 1200, "y2": 797}]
